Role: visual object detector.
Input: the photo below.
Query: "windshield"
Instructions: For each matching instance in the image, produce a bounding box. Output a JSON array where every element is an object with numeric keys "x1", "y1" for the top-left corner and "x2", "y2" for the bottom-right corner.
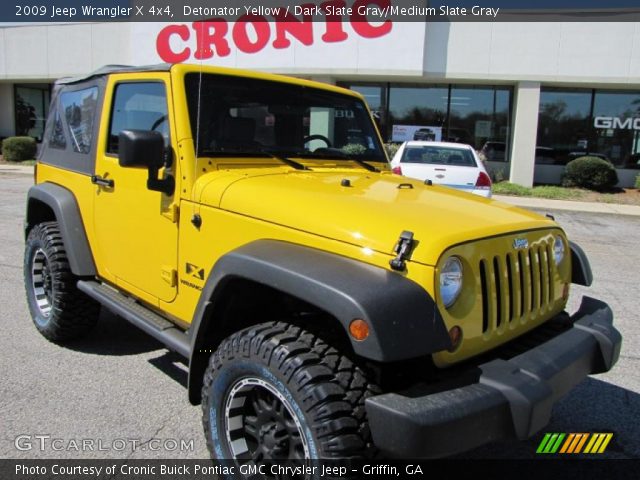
[{"x1": 185, "y1": 73, "x2": 385, "y2": 162}]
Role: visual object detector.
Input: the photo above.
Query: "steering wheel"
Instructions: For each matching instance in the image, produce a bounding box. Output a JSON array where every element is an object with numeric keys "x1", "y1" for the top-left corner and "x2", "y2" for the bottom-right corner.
[
  {"x1": 303, "y1": 134, "x2": 332, "y2": 149},
  {"x1": 150, "y1": 115, "x2": 167, "y2": 131}
]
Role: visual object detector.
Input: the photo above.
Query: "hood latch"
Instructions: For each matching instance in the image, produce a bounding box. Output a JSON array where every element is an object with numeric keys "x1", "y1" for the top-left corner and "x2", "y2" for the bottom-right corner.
[{"x1": 390, "y1": 231, "x2": 415, "y2": 272}]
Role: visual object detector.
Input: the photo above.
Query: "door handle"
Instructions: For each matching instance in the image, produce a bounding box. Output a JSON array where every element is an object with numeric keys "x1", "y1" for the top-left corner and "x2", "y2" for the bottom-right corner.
[{"x1": 91, "y1": 175, "x2": 114, "y2": 188}]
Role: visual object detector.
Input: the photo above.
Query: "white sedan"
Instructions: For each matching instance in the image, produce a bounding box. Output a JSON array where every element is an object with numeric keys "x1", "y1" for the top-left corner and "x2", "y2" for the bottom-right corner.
[{"x1": 390, "y1": 141, "x2": 492, "y2": 198}]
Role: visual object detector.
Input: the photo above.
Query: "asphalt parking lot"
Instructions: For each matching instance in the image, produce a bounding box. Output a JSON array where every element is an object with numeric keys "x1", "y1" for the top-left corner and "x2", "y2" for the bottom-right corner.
[{"x1": 1, "y1": 169, "x2": 639, "y2": 460}]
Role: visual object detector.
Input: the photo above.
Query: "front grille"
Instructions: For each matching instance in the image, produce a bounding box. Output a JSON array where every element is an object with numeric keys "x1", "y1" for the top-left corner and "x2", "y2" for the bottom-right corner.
[{"x1": 479, "y1": 239, "x2": 555, "y2": 335}]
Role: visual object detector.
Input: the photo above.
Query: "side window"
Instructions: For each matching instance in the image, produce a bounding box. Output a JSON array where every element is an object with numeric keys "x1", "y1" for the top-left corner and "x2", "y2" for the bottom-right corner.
[
  {"x1": 108, "y1": 82, "x2": 168, "y2": 154},
  {"x1": 48, "y1": 104, "x2": 66, "y2": 150},
  {"x1": 59, "y1": 87, "x2": 98, "y2": 154}
]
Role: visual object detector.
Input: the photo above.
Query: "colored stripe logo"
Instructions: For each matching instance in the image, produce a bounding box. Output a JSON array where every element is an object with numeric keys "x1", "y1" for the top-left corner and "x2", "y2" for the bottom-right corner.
[{"x1": 537, "y1": 433, "x2": 613, "y2": 454}]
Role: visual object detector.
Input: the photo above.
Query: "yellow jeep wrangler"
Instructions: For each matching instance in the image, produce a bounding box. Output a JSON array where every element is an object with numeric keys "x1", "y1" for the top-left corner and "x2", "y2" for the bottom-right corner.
[{"x1": 24, "y1": 64, "x2": 620, "y2": 462}]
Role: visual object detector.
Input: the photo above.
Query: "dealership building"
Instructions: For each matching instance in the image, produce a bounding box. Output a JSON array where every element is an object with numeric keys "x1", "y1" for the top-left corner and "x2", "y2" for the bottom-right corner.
[{"x1": 1, "y1": 16, "x2": 640, "y2": 187}]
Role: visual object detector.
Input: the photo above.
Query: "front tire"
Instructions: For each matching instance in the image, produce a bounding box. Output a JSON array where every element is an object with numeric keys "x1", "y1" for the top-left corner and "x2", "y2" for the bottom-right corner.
[
  {"x1": 24, "y1": 221, "x2": 99, "y2": 342},
  {"x1": 202, "y1": 322, "x2": 378, "y2": 469}
]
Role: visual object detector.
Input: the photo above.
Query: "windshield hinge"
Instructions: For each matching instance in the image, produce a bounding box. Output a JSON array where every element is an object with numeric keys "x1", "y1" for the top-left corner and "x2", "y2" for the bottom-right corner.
[
  {"x1": 390, "y1": 231, "x2": 415, "y2": 272},
  {"x1": 162, "y1": 203, "x2": 179, "y2": 223}
]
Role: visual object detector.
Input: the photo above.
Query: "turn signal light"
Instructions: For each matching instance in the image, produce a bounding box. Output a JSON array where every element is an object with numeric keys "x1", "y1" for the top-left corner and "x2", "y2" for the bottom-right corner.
[
  {"x1": 448, "y1": 326, "x2": 463, "y2": 352},
  {"x1": 349, "y1": 319, "x2": 370, "y2": 341},
  {"x1": 392, "y1": 166, "x2": 402, "y2": 175}
]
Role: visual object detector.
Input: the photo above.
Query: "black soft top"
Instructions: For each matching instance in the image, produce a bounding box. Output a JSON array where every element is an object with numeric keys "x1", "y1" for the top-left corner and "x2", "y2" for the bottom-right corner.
[{"x1": 56, "y1": 64, "x2": 171, "y2": 85}]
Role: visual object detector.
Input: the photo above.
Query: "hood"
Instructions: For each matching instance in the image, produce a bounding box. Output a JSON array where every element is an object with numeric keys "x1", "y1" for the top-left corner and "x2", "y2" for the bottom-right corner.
[{"x1": 200, "y1": 170, "x2": 556, "y2": 266}]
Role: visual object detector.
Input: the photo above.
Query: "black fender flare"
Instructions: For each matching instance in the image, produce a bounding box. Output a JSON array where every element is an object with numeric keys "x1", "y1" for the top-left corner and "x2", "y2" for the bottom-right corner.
[
  {"x1": 569, "y1": 241, "x2": 593, "y2": 287},
  {"x1": 188, "y1": 240, "x2": 451, "y2": 403},
  {"x1": 25, "y1": 182, "x2": 96, "y2": 277}
]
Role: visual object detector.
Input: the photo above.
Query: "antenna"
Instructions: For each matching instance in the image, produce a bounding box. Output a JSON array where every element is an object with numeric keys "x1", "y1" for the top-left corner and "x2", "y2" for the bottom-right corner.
[{"x1": 192, "y1": 22, "x2": 206, "y2": 219}]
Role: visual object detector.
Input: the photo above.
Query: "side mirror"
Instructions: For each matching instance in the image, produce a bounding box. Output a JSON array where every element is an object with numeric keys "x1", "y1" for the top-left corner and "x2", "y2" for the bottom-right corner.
[
  {"x1": 118, "y1": 129, "x2": 164, "y2": 169},
  {"x1": 118, "y1": 129, "x2": 174, "y2": 196}
]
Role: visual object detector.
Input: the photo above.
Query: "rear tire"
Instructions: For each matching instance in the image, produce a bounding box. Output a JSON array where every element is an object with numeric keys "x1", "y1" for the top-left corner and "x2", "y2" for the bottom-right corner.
[
  {"x1": 24, "y1": 221, "x2": 99, "y2": 342},
  {"x1": 201, "y1": 322, "x2": 378, "y2": 470}
]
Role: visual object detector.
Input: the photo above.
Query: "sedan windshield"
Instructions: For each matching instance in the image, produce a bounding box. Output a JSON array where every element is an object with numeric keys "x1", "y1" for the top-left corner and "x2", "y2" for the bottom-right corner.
[{"x1": 185, "y1": 73, "x2": 385, "y2": 162}]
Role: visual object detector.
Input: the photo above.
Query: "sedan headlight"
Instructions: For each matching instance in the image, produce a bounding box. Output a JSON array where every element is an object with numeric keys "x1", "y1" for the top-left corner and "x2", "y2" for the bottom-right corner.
[
  {"x1": 440, "y1": 256, "x2": 463, "y2": 308},
  {"x1": 554, "y1": 236, "x2": 565, "y2": 265}
]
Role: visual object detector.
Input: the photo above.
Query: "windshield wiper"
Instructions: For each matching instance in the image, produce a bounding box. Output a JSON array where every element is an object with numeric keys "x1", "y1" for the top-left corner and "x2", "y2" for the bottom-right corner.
[
  {"x1": 348, "y1": 157, "x2": 380, "y2": 173},
  {"x1": 262, "y1": 150, "x2": 309, "y2": 171},
  {"x1": 197, "y1": 149, "x2": 309, "y2": 171},
  {"x1": 300, "y1": 150, "x2": 380, "y2": 172}
]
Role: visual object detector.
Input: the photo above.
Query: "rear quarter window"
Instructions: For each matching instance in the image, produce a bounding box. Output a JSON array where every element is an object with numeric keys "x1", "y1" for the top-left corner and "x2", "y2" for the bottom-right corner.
[
  {"x1": 40, "y1": 80, "x2": 103, "y2": 175},
  {"x1": 59, "y1": 87, "x2": 98, "y2": 154}
]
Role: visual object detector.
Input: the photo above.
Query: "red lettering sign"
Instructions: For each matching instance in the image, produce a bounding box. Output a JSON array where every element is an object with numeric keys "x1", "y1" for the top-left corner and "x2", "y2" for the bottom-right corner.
[
  {"x1": 193, "y1": 21, "x2": 230, "y2": 59},
  {"x1": 233, "y1": 14, "x2": 271, "y2": 54},
  {"x1": 156, "y1": 1, "x2": 393, "y2": 63},
  {"x1": 156, "y1": 24, "x2": 190, "y2": 63}
]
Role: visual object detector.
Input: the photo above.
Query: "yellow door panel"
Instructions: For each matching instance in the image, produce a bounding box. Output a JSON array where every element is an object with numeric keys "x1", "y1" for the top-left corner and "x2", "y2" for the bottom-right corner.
[{"x1": 92, "y1": 74, "x2": 179, "y2": 303}]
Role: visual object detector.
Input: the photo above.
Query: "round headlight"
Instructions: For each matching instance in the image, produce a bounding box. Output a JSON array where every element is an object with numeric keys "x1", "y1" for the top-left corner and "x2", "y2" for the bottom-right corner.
[
  {"x1": 554, "y1": 236, "x2": 565, "y2": 265},
  {"x1": 440, "y1": 256, "x2": 463, "y2": 308}
]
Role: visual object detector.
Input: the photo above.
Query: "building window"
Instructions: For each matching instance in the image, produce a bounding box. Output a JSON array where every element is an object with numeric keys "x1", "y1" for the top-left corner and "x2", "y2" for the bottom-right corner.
[
  {"x1": 448, "y1": 86, "x2": 512, "y2": 152},
  {"x1": 348, "y1": 84, "x2": 387, "y2": 138},
  {"x1": 388, "y1": 85, "x2": 449, "y2": 142},
  {"x1": 537, "y1": 88, "x2": 640, "y2": 169},
  {"x1": 592, "y1": 91, "x2": 640, "y2": 169},
  {"x1": 340, "y1": 82, "x2": 513, "y2": 160},
  {"x1": 14, "y1": 84, "x2": 51, "y2": 142},
  {"x1": 537, "y1": 88, "x2": 593, "y2": 165}
]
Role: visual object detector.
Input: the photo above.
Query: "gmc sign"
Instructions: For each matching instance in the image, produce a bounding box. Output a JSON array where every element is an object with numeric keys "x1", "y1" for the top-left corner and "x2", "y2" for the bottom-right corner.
[{"x1": 594, "y1": 116, "x2": 640, "y2": 130}]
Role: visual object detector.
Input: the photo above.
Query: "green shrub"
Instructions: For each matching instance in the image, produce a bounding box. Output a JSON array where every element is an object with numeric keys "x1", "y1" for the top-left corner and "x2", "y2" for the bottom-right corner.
[
  {"x1": 2, "y1": 136, "x2": 37, "y2": 162},
  {"x1": 384, "y1": 143, "x2": 400, "y2": 160},
  {"x1": 341, "y1": 143, "x2": 367, "y2": 156},
  {"x1": 635, "y1": 174, "x2": 640, "y2": 190},
  {"x1": 562, "y1": 156, "x2": 618, "y2": 191}
]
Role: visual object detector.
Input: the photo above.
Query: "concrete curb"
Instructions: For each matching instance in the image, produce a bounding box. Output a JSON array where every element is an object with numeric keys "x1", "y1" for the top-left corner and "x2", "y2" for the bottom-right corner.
[{"x1": 493, "y1": 194, "x2": 640, "y2": 217}]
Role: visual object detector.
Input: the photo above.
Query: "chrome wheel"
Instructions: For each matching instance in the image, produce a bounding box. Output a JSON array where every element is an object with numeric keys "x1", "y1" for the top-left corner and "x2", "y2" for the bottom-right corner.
[
  {"x1": 224, "y1": 377, "x2": 310, "y2": 462},
  {"x1": 31, "y1": 248, "x2": 53, "y2": 320}
]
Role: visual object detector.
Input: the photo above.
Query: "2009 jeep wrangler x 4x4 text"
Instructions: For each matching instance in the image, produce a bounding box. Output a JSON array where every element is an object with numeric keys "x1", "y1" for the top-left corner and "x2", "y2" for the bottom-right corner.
[{"x1": 25, "y1": 64, "x2": 621, "y2": 464}]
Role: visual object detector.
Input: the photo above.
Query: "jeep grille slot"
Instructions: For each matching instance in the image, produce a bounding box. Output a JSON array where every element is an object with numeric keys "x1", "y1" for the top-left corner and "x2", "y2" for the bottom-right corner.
[
  {"x1": 479, "y1": 237, "x2": 556, "y2": 336},
  {"x1": 479, "y1": 260, "x2": 489, "y2": 333},
  {"x1": 506, "y1": 254, "x2": 515, "y2": 323},
  {"x1": 518, "y1": 251, "x2": 527, "y2": 318},
  {"x1": 493, "y1": 256, "x2": 503, "y2": 328}
]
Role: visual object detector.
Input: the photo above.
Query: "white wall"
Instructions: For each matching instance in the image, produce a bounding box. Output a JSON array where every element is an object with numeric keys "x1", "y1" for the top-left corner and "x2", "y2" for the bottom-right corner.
[
  {"x1": 0, "y1": 23, "x2": 131, "y2": 80},
  {"x1": 2, "y1": 21, "x2": 640, "y2": 85},
  {"x1": 435, "y1": 22, "x2": 640, "y2": 85},
  {"x1": 130, "y1": 22, "x2": 427, "y2": 77}
]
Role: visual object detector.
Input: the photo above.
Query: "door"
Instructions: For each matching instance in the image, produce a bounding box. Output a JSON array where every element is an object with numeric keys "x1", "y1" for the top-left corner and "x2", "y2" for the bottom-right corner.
[{"x1": 93, "y1": 77, "x2": 178, "y2": 304}]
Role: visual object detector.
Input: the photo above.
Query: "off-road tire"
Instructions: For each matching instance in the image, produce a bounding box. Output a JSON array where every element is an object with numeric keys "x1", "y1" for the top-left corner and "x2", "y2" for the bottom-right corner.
[
  {"x1": 24, "y1": 221, "x2": 99, "y2": 342},
  {"x1": 201, "y1": 321, "x2": 379, "y2": 466}
]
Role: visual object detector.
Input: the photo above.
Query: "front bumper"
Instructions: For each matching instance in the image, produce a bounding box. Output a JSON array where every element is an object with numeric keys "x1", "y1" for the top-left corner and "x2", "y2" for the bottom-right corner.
[{"x1": 365, "y1": 296, "x2": 622, "y2": 458}]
